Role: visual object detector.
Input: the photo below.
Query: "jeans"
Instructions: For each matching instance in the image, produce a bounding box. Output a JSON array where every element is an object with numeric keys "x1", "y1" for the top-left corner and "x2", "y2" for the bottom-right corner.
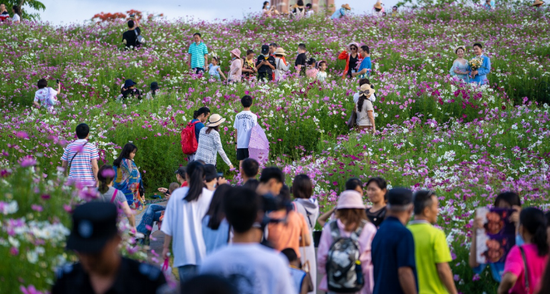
[
  {"x1": 178, "y1": 265, "x2": 198, "y2": 285},
  {"x1": 136, "y1": 204, "x2": 165, "y2": 235},
  {"x1": 193, "y1": 67, "x2": 204, "y2": 74}
]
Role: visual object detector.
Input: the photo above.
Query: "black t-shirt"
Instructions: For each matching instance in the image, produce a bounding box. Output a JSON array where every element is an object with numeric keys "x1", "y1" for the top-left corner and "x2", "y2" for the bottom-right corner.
[
  {"x1": 52, "y1": 257, "x2": 167, "y2": 294},
  {"x1": 295, "y1": 53, "x2": 307, "y2": 68},
  {"x1": 366, "y1": 206, "x2": 387, "y2": 228},
  {"x1": 256, "y1": 55, "x2": 276, "y2": 75},
  {"x1": 349, "y1": 54, "x2": 359, "y2": 75},
  {"x1": 122, "y1": 27, "x2": 141, "y2": 48}
]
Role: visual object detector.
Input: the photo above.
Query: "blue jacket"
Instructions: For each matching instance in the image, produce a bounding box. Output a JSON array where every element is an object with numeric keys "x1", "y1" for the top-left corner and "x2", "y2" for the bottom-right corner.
[{"x1": 468, "y1": 55, "x2": 491, "y2": 85}]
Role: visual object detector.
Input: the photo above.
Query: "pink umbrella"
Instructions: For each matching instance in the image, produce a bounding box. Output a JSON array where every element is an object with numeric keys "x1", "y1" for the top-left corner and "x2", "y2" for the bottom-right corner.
[{"x1": 248, "y1": 124, "x2": 270, "y2": 165}]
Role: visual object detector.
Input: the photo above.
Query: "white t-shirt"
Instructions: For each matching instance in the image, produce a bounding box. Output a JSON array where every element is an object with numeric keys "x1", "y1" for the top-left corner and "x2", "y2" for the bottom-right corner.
[
  {"x1": 34, "y1": 87, "x2": 58, "y2": 111},
  {"x1": 160, "y1": 187, "x2": 213, "y2": 267},
  {"x1": 317, "y1": 71, "x2": 327, "y2": 82},
  {"x1": 12, "y1": 14, "x2": 20, "y2": 22},
  {"x1": 306, "y1": 10, "x2": 314, "y2": 18},
  {"x1": 233, "y1": 110, "x2": 258, "y2": 149},
  {"x1": 353, "y1": 92, "x2": 377, "y2": 103},
  {"x1": 199, "y1": 243, "x2": 295, "y2": 294}
]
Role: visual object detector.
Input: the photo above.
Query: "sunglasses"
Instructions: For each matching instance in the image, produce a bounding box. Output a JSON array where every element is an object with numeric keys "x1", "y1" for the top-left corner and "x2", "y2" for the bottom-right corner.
[{"x1": 351, "y1": 47, "x2": 357, "y2": 50}]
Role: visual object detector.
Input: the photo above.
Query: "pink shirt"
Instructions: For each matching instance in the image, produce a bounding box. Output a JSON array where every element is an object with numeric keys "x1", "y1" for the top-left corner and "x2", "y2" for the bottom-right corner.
[
  {"x1": 504, "y1": 244, "x2": 548, "y2": 294},
  {"x1": 229, "y1": 58, "x2": 242, "y2": 82},
  {"x1": 306, "y1": 68, "x2": 318, "y2": 78},
  {"x1": 317, "y1": 219, "x2": 377, "y2": 294}
]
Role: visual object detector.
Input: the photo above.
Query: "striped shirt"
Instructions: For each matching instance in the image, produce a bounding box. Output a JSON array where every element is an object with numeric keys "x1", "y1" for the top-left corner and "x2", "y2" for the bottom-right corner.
[
  {"x1": 188, "y1": 42, "x2": 208, "y2": 69},
  {"x1": 61, "y1": 139, "x2": 99, "y2": 186},
  {"x1": 194, "y1": 128, "x2": 232, "y2": 167}
]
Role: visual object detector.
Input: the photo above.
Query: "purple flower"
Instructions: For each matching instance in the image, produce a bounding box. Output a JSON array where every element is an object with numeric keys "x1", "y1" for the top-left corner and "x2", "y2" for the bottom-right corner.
[{"x1": 20, "y1": 157, "x2": 37, "y2": 167}]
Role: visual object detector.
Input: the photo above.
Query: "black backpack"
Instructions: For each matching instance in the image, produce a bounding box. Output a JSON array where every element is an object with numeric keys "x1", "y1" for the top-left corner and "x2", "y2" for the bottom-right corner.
[{"x1": 326, "y1": 219, "x2": 366, "y2": 292}]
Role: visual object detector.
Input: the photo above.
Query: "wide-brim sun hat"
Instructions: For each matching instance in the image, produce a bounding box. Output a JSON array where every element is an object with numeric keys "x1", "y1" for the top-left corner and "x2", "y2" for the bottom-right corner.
[
  {"x1": 274, "y1": 47, "x2": 286, "y2": 56},
  {"x1": 150, "y1": 82, "x2": 159, "y2": 90},
  {"x1": 360, "y1": 83, "x2": 376, "y2": 96},
  {"x1": 337, "y1": 190, "x2": 365, "y2": 209},
  {"x1": 230, "y1": 48, "x2": 241, "y2": 58},
  {"x1": 342, "y1": 4, "x2": 352, "y2": 10},
  {"x1": 348, "y1": 42, "x2": 359, "y2": 51},
  {"x1": 533, "y1": 0, "x2": 543, "y2": 6},
  {"x1": 206, "y1": 114, "x2": 226, "y2": 127},
  {"x1": 124, "y1": 79, "x2": 136, "y2": 88},
  {"x1": 374, "y1": 2, "x2": 382, "y2": 9}
]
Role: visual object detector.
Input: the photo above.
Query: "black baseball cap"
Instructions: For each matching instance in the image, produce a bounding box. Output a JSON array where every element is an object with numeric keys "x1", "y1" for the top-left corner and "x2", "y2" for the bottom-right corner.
[
  {"x1": 66, "y1": 202, "x2": 118, "y2": 254},
  {"x1": 387, "y1": 188, "x2": 413, "y2": 207},
  {"x1": 261, "y1": 45, "x2": 270, "y2": 55},
  {"x1": 176, "y1": 166, "x2": 186, "y2": 177},
  {"x1": 204, "y1": 164, "x2": 218, "y2": 182}
]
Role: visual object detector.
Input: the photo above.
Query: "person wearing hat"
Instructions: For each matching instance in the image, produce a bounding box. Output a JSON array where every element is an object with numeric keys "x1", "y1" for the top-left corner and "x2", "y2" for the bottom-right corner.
[
  {"x1": 119, "y1": 79, "x2": 143, "y2": 101},
  {"x1": 274, "y1": 47, "x2": 291, "y2": 81},
  {"x1": 372, "y1": 188, "x2": 418, "y2": 294},
  {"x1": 450, "y1": 46, "x2": 470, "y2": 83},
  {"x1": 228, "y1": 48, "x2": 242, "y2": 83},
  {"x1": 533, "y1": 0, "x2": 544, "y2": 8},
  {"x1": 145, "y1": 81, "x2": 160, "y2": 99},
  {"x1": 317, "y1": 190, "x2": 377, "y2": 294},
  {"x1": 338, "y1": 42, "x2": 362, "y2": 79},
  {"x1": 373, "y1": 1, "x2": 384, "y2": 17},
  {"x1": 256, "y1": 44, "x2": 276, "y2": 81},
  {"x1": 355, "y1": 83, "x2": 376, "y2": 133},
  {"x1": 51, "y1": 202, "x2": 167, "y2": 294},
  {"x1": 330, "y1": 3, "x2": 351, "y2": 19},
  {"x1": 194, "y1": 114, "x2": 234, "y2": 169}
]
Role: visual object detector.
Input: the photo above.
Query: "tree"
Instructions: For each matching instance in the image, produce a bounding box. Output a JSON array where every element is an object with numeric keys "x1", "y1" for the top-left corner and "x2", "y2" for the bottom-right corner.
[{"x1": 3, "y1": 0, "x2": 45, "y2": 20}]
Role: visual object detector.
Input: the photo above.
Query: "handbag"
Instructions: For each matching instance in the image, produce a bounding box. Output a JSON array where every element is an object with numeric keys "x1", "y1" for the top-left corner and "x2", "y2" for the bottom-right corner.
[
  {"x1": 346, "y1": 109, "x2": 357, "y2": 129},
  {"x1": 519, "y1": 246, "x2": 531, "y2": 294}
]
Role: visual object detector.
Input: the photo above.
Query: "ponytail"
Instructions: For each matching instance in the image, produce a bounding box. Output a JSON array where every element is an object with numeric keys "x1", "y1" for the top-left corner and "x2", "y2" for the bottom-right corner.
[
  {"x1": 193, "y1": 110, "x2": 200, "y2": 119},
  {"x1": 193, "y1": 106, "x2": 211, "y2": 120},
  {"x1": 97, "y1": 165, "x2": 115, "y2": 194},
  {"x1": 357, "y1": 95, "x2": 366, "y2": 113},
  {"x1": 184, "y1": 161, "x2": 205, "y2": 202},
  {"x1": 520, "y1": 207, "x2": 549, "y2": 256}
]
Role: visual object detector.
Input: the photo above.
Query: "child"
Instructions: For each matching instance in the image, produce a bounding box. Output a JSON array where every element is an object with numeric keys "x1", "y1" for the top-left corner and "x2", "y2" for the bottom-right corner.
[
  {"x1": 316, "y1": 61, "x2": 328, "y2": 82},
  {"x1": 145, "y1": 81, "x2": 159, "y2": 100},
  {"x1": 282, "y1": 248, "x2": 310, "y2": 294},
  {"x1": 242, "y1": 49, "x2": 257, "y2": 80},
  {"x1": 208, "y1": 56, "x2": 227, "y2": 81},
  {"x1": 33, "y1": 78, "x2": 60, "y2": 112},
  {"x1": 317, "y1": 190, "x2": 377, "y2": 294},
  {"x1": 233, "y1": 95, "x2": 258, "y2": 163},
  {"x1": 119, "y1": 79, "x2": 143, "y2": 101},
  {"x1": 305, "y1": 58, "x2": 318, "y2": 79}
]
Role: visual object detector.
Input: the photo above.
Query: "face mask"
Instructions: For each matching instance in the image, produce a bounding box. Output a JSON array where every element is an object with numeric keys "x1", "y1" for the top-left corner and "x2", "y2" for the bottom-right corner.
[{"x1": 515, "y1": 234, "x2": 524, "y2": 246}]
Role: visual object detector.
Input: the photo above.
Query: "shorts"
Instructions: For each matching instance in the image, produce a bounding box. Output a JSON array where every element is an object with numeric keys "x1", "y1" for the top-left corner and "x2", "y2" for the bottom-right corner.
[
  {"x1": 236, "y1": 148, "x2": 249, "y2": 160},
  {"x1": 193, "y1": 67, "x2": 204, "y2": 74}
]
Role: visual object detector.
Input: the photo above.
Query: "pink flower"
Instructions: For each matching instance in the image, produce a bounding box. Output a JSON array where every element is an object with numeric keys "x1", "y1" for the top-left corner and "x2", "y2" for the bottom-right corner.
[
  {"x1": 20, "y1": 157, "x2": 37, "y2": 167},
  {"x1": 40, "y1": 194, "x2": 51, "y2": 200},
  {"x1": 16, "y1": 131, "x2": 29, "y2": 139},
  {"x1": 100, "y1": 168, "x2": 115, "y2": 177},
  {"x1": 10, "y1": 247, "x2": 19, "y2": 256},
  {"x1": 31, "y1": 205, "x2": 43, "y2": 212},
  {"x1": 20, "y1": 285, "x2": 45, "y2": 294}
]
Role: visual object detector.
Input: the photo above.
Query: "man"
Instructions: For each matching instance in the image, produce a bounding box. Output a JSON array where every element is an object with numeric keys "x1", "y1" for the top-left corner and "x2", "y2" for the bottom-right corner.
[
  {"x1": 256, "y1": 45, "x2": 276, "y2": 81},
  {"x1": 469, "y1": 43, "x2": 491, "y2": 85},
  {"x1": 408, "y1": 190, "x2": 458, "y2": 294},
  {"x1": 0, "y1": 3, "x2": 9, "y2": 21},
  {"x1": 269, "y1": 43, "x2": 278, "y2": 56},
  {"x1": 256, "y1": 166, "x2": 284, "y2": 197},
  {"x1": 234, "y1": 95, "x2": 258, "y2": 163},
  {"x1": 199, "y1": 187, "x2": 295, "y2": 294},
  {"x1": 52, "y1": 202, "x2": 167, "y2": 294},
  {"x1": 188, "y1": 33, "x2": 209, "y2": 74},
  {"x1": 188, "y1": 106, "x2": 210, "y2": 161},
  {"x1": 372, "y1": 188, "x2": 418, "y2": 294},
  {"x1": 240, "y1": 158, "x2": 259, "y2": 184},
  {"x1": 61, "y1": 123, "x2": 99, "y2": 187},
  {"x1": 295, "y1": 43, "x2": 307, "y2": 75},
  {"x1": 352, "y1": 45, "x2": 372, "y2": 79},
  {"x1": 122, "y1": 20, "x2": 141, "y2": 49}
]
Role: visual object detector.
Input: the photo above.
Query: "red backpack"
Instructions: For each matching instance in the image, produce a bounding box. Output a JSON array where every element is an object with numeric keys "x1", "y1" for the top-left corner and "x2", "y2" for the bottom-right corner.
[{"x1": 181, "y1": 121, "x2": 200, "y2": 155}]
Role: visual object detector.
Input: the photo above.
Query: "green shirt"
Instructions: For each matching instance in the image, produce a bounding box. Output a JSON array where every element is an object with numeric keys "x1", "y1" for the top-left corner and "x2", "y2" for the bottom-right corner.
[
  {"x1": 407, "y1": 221, "x2": 452, "y2": 294},
  {"x1": 188, "y1": 42, "x2": 208, "y2": 69}
]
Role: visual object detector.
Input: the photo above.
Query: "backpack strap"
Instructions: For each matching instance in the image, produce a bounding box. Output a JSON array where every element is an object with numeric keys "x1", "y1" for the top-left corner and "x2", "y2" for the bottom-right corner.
[
  {"x1": 110, "y1": 189, "x2": 118, "y2": 203},
  {"x1": 351, "y1": 220, "x2": 367, "y2": 241},
  {"x1": 329, "y1": 220, "x2": 340, "y2": 240},
  {"x1": 519, "y1": 246, "x2": 531, "y2": 294}
]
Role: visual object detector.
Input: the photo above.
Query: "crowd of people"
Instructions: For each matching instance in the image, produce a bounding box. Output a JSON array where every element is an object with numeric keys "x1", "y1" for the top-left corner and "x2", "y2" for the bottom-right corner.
[{"x1": 53, "y1": 124, "x2": 550, "y2": 294}]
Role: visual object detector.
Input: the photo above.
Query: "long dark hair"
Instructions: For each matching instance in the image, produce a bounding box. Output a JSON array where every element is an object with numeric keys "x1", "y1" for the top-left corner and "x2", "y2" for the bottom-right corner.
[
  {"x1": 292, "y1": 174, "x2": 313, "y2": 199},
  {"x1": 185, "y1": 161, "x2": 205, "y2": 202},
  {"x1": 357, "y1": 94, "x2": 367, "y2": 113},
  {"x1": 494, "y1": 191, "x2": 521, "y2": 207},
  {"x1": 205, "y1": 184, "x2": 232, "y2": 230},
  {"x1": 113, "y1": 143, "x2": 137, "y2": 167},
  {"x1": 205, "y1": 125, "x2": 219, "y2": 135},
  {"x1": 13, "y1": 5, "x2": 21, "y2": 17},
  {"x1": 193, "y1": 107, "x2": 210, "y2": 119},
  {"x1": 520, "y1": 207, "x2": 548, "y2": 256},
  {"x1": 263, "y1": 1, "x2": 269, "y2": 9},
  {"x1": 98, "y1": 165, "x2": 115, "y2": 194}
]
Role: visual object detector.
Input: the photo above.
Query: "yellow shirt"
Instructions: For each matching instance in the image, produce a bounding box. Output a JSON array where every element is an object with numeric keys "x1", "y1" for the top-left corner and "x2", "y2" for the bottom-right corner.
[{"x1": 407, "y1": 221, "x2": 452, "y2": 294}]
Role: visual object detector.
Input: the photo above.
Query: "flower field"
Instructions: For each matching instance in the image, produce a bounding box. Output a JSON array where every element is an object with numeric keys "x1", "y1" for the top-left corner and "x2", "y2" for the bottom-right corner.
[{"x1": 1, "y1": 5, "x2": 550, "y2": 293}]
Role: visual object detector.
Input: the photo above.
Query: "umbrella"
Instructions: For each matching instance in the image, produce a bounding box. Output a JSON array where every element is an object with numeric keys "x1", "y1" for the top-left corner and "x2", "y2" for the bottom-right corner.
[{"x1": 248, "y1": 124, "x2": 270, "y2": 165}]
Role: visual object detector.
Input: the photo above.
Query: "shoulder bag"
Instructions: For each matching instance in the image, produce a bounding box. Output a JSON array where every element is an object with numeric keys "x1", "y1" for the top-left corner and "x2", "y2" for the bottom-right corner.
[
  {"x1": 66, "y1": 142, "x2": 87, "y2": 176},
  {"x1": 135, "y1": 29, "x2": 145, "y2": 44},
  {"x1": 519, "y1": 246, "x2": 531, "y2": 294},
  {"x1": 110, "y1": 189, "x2": 118, "y2": 203}
]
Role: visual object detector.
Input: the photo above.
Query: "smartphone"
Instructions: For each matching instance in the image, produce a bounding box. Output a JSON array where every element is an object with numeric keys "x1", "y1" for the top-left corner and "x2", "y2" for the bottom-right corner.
[
  {"x1": 217, "y1": 172, "x2": 223, "y2": 178},
  {"x1": 56, "y1": 79, "x2": 60, "y2": 84}
]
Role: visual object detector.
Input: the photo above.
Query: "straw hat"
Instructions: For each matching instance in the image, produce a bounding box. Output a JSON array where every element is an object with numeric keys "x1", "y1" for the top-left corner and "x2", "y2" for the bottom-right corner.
[
  {"x1": 454, "y1": 45, "x2": 466, "y2": 53},
  {"x1": 230, "y1": 48, "x2": 241, "y2": 57},
  {"x1": 336, "y1": 191, "x2": 365, "y2": 209},
  {"x1": 206, "y1": 114, "x2": 226, "y2": 127},
  {"x1": 359, "y1": 84, "x2": 376, "y2": 97},
  {"x1": 374, "y1": 1, "x2": 382, "y2": 9},
  {"x1": 342, "y1": 3, "x2": 351, "y2": 10},
  {"x1": 274, "y1": 47, "x2": 286, "y2": 56},
  {"x1": 532, "y1": 0, "x2": 544, "y2": 6}
]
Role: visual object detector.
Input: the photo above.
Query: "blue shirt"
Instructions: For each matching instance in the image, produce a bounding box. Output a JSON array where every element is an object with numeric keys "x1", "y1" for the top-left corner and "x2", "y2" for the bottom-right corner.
[
  {"x1": 372, "y1": 216, "x2": 418, "y2": 294},
  {"x1": 330, "y1": 8, "x2": 347, "y2": 19},
  {"x1": 358, "y1": 57, "x2": 372, "y2": 78},
  {"x1": 191, "y1": 119, "x2": 205, "y2": 143},
  {"x1": 188, "y1": 42, "x2": 209, "y2": 69},
  {"x1": 468, "y1": 55, "x2": 491, "y2": 85},
  {"x1": 201, "y1": 216, "x2": 230, "y2": 255}
]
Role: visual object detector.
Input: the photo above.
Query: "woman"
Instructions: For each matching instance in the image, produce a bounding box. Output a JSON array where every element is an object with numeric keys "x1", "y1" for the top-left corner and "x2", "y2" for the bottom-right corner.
[
  {"x1": 338, "y1": 42, "x2": 362, "y2": 79},
  {"x1": 202, "y1": 184, "x2": 232, "y2": 255},
  {"x1": 12, "y1": 5, "x2": 21, "y2": 23},
  {"x1": 292, "y1": 174, "x2": 320, "y2": 294},
  {"x1": 318, "y1": 178, "x2": 363, "y2": 227},
  {"x1": 449, "y1": 46, "x2": 470, "y2": 83},
  {"x1": 373, "y1": 1, "x2": 384, "y2": 17},
  {"x1": 161, "y1": 161, "x2": 213, "y2": 283},
  {"x1": 195, "y1": 114, "x2": 234, "y2": 169},
  {"x1": 262, "y1": 1, "x2": 279, "y2": 17},
  {"x1": 330, "y1": 3, "x2": 351, "y2": 19},
  {"x1": 145, "y1": 81, "x2": 159, "y2": 99},
  {"x1": 242, "y1": 49, "x2": 257, "y2": 80},
  {"x1": 228, "y1": 49, "x2": 242, "y2": 83},
  {"x1": 274, "y1": 47, "x2": 290, "y2": 81},
  {"x1": 469, "y1": 192, "x2": 522, "y2": 282},
  {"x1": 113, "y1": 142, "x2": 143, "y2": 208},
  {"x1": 355, "y1": 84, "x2": 376, "y2": 133},
  {"x1": 365, "y1": 177, "x2": 387, "y2": 228},
  {"x1": 498, "y1": 207, "x2": 548, "y2": 294},
  {"x1": 317, "y1": 190, "x2": 377, "y2": 294},
  {"x1": 292, "y1": 0, "x2": 306, "y2": 18},
  {"x1": 96, "y1": 165, "x2": 140, "y2": 236},
  {"x1": 137, "y1": 182, "x2": 179, "y2": 246}
]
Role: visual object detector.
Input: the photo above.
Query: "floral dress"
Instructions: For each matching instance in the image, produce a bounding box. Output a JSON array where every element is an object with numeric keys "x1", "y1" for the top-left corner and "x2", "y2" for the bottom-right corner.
[
  {"x1": 243, "y1": 58, "x2": 256, "y2": 80},
  {"x1": 113, "y1": 158, "x2": 141, "y2": 206}
]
